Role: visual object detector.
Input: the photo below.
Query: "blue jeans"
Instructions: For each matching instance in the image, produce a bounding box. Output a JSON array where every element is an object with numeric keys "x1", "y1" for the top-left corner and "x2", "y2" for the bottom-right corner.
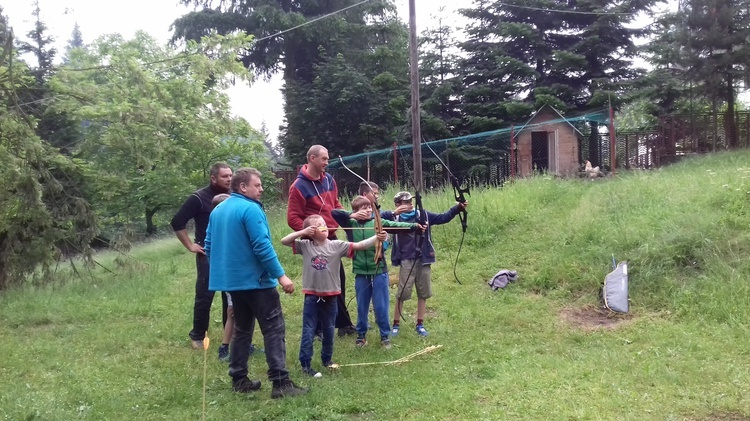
[
  {"x1": 355, "y1": 273, "x2": 390, "y2": 338},
  {"x1": 299, "y1": 294, "x2": 338, "y2": 366}
]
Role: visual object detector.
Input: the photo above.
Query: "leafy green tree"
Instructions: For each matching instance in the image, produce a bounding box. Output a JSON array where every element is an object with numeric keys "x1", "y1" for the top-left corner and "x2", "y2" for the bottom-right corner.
[{"x1": 51, "y1": 32, "x2": 271, "y2": 235}]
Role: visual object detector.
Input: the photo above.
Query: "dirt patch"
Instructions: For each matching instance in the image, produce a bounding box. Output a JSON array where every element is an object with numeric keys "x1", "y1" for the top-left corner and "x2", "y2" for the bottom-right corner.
[
  {"x1": 693, "y1": 412, "x2": 750, "y2": 421},
  {"x1": 559, "y1": 305, "x2": 632, "y2": 331},
  {"x1": 424, "y1": 307, "x2": 438, "y2": 318}
]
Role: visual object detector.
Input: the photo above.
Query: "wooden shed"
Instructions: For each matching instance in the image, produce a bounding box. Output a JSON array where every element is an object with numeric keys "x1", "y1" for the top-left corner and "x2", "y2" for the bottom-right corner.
[{"x1": 515, "y1": 105, "x2": 581, "y2": 177}]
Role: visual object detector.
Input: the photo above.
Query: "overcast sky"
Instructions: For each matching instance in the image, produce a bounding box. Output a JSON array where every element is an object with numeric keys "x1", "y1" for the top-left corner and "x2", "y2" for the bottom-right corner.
[{"x1": 3, "y1": 0, "x2": 471, "y2": 141}]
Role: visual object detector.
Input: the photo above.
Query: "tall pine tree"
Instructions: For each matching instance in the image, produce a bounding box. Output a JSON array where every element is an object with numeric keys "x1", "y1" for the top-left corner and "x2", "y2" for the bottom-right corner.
[
  {"x1": 677, "y1": 0, "x2": 750, "y2": 147},
  {"x1": 172, "y1": 0, "x2": 410, "y2": 163},
  {"x1": 419, "y1": 10, "x2": 463, "y2": 139}
]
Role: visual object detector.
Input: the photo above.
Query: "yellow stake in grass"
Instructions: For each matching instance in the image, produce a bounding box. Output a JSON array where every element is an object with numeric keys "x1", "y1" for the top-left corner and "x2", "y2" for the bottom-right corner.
[{"x1": 202, "y1": 337, "x2": 210, "y2": 421}]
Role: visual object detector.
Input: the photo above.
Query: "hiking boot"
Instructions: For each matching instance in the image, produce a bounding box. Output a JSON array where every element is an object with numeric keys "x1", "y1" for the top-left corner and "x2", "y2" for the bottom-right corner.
[
  {"x1": 232, "y1": 377, "x2": 261, "y2": 393},
  {"x1": 190, "y1": 339, "x2": 204, "y2": 350},
  {"x1": 355, "y1": 336, "x2": 367, "y2": 347},
  {"x1": 302, "y1": 366, "x2": 322, "y2": 378},
  {"x1": 391, "y1": 324, "x2": 400, "y2": 337},
  {"x1": 218, "y1": 344, "x2": 229, "y2": 362},
  {"x1": 415, "y1": 324, "x2": 429, "y2": 337},
  {"x1": 337, "y1": 326, "x2": 356, "y2": 337},
  {"x1": 381, "y1": 338, "x2": 392, "y2": 350},
  {"x1": 271, "y1": 379, "x2": 309, "y2": 399}
]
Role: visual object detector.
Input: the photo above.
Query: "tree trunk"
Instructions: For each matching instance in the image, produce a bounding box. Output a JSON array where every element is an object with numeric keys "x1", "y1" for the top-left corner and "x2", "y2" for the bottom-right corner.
[{"x1": 145, "y1": 207, "x2": 158, "y2": 236}]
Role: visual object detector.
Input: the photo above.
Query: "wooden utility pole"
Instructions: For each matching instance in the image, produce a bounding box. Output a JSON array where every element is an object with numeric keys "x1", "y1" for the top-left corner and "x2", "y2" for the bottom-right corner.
[{"x1": 409, "y1": 0, "x2": 423, "y2": 192}]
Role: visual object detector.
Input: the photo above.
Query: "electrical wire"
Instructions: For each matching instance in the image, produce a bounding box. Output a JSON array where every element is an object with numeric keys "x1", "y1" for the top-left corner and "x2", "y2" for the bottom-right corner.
[
  {"x1": 33, "y1": 0, "x2": 375, "y2": 74},
  {"x1": 493, "y1": 1, "x2": 635, "y2": 16}
]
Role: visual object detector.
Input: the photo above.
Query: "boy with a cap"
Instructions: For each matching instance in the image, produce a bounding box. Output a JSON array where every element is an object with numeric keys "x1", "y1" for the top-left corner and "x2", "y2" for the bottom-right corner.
[{"x1": 382, "y1": 191, "x2": 468, "y2": 337}]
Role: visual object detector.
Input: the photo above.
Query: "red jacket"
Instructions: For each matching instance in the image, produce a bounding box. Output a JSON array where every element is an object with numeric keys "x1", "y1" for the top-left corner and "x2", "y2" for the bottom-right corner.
[{"x1": 287, "y1": 165, "x2": 343, "y2": 239}]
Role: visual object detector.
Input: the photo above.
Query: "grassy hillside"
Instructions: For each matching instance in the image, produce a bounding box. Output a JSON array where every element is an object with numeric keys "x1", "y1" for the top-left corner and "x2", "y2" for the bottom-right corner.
[{"x1": 2, "y1": 151, "x2": 750, "y2": 420}]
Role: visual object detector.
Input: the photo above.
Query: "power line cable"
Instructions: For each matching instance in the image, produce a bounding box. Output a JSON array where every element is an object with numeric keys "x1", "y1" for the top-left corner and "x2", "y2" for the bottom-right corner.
[
  {"x1": 44, "y1": 0, "x2": 375, "y2": 74},
  {"x1": 254, "y1": 0, "x2": 374, "y2": 43},
  {"x1": 494, "y1": 1, "x2": 635, "y2": 16}
]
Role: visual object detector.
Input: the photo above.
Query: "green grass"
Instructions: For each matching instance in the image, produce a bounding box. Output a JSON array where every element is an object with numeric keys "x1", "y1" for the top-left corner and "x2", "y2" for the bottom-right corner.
[{"x1": 3, "y1": 151, "x2": 750, "y2": 420}]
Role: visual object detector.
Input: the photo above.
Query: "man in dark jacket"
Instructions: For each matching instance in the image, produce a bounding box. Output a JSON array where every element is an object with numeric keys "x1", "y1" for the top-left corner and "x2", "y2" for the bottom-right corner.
[
  {"x1": 287, "y1": 145, "x2": 356, "y2": 336},
  {"x1": 171, "y1": 162, "x2": 232, "y2": 349}
]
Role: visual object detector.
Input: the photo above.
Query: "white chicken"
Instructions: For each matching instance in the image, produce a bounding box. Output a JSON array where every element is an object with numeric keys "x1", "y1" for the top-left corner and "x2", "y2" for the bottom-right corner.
[{"x1": 584, "y1": 160, "x2": 604, "y2": 178}]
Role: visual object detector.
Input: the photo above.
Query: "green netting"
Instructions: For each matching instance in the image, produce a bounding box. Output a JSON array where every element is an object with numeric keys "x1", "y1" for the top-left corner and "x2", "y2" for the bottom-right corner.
[{"x1": 328, "y1": 110, "x2": 609, "y2": 169}]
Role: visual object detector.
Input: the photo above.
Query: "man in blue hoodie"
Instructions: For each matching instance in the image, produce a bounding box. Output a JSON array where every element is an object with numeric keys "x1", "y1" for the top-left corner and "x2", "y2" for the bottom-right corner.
[{"x1": 205, "y1": 167, "x2": 307, "y2": 399}]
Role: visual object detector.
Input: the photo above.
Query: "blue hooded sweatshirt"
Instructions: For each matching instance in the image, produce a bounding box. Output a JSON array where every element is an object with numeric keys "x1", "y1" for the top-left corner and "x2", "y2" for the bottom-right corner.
[{"x1": 205, "y1": 193, "x2": 285, "y2": 291}]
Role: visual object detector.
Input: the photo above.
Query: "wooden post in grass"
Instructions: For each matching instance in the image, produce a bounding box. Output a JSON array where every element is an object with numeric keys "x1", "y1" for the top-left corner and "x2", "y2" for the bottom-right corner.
[
  {"x1": 393, "y1": 141, "x2": 398, "y2": 185},
  {"x1": 409, "y1": 0, "x2": 423, "y2": 192},
  {"x1": 609, "y1": 103, "x2": 616, "y2": 176}
]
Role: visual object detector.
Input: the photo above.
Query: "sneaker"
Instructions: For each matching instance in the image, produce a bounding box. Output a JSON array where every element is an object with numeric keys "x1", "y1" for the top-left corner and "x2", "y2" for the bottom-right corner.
[
  {"x1": 391, "y1": 324, "x2": 400, "y2": 336},
  {"x1": 218, "y1": 344, "x2": 230, "y2": 362},
  {"x1": 416, "y1": 324, "x2": 429, "y2": 337},
  {"x1": 190, "y1": 339, "x2": 204, "y2": 350},
  {"x1": 323, "y1": 360, "x2": 337, "y2": 368},
  {"x1": 249, "y1": 344, "x2": 265, "y2": 356},
  {"x1": 271, "y1": 379, "x2": 309, "y2": 399},
  {"x1": 337, "y1": 326, "x2": 356, "y2": 337},
  {"x1": 381, "y1": 338, "x2": 392, "y2": 350},
  {"x1": 302, "y1": 366, "x2": 322, "y2": 378},
  {"x1": 232, "y1": 377, "x2": 261, "y2": 393},
  {"x1": 355, "y1": 337, "x2": 367, "y2": 347}
]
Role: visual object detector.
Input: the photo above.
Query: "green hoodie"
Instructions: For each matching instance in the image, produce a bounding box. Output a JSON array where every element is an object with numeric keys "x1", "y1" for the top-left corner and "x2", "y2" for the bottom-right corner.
[{"x1": 348, "y1": 218, "x2": 416, "y2": 275}]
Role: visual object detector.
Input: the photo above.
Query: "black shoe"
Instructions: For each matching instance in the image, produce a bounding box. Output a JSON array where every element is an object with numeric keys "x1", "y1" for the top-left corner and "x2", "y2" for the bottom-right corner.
[
  {"x1": 337, "y1": 326, "x2": 356, "y2": 337},
  {"x1": 271, "y1": 379, "x2": 309, "y2": 399},
  {"x1": 232, "y1": 377, "x2": 261, "y2": 393}
]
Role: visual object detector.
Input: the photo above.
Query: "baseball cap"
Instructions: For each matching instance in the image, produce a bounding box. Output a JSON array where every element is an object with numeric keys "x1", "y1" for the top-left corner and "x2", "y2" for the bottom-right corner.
[{"x1": 393, "y1": 191, "x2": 413, "y2": 204}]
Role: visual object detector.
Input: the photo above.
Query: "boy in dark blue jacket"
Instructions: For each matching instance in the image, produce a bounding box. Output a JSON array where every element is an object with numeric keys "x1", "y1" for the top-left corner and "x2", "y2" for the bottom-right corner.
[{"x1": 382, "y1": 191, "x2": 468, "y2": 337}]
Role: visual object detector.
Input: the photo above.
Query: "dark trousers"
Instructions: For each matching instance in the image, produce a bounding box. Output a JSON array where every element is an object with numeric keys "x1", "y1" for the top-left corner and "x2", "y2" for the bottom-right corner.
[
  {"x1": 229, "y1": 288, "x2": 289, "y2": 382},
  {"x1": 335, "y1": 264, "x2": 354, "y2": 328},
  {"x1": 189, "y1": 254, "x2": 228, "y2": 341},
  {"x1": 299, "y1": 294, "x2": 338, "y2": 366}
]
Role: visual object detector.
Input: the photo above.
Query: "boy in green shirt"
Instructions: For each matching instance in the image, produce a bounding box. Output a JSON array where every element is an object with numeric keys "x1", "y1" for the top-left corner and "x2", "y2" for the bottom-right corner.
[{"x1": 332, "y1": 183, "x2": 422, "y2": 348}]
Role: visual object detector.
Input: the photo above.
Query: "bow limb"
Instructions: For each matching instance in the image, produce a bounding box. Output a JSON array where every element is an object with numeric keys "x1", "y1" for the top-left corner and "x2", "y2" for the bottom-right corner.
[
  {"x1": 422, "y1": 141, "x2": 468, "y2": 285},
  {"x1": 338, "y1": 156, "x2": 384, "y2": 264}
]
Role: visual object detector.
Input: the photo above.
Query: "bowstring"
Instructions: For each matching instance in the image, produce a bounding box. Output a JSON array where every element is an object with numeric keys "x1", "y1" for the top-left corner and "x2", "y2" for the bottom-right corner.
[
  {"x1": 392, "y1": 137, "x2": 425, "y2": 324},
  {"x1": 422, "y1": 137, "x2": 467, "y2": 285}
]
